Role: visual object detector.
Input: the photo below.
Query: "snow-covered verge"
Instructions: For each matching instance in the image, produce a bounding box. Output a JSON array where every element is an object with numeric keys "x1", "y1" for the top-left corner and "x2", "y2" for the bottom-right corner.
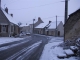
[
  {"x1": 40, "y1": 37, "x2": 78, "y2": 60},
  {"x1": 0, "y1": 37, "x2": 28, "y2": 45}
]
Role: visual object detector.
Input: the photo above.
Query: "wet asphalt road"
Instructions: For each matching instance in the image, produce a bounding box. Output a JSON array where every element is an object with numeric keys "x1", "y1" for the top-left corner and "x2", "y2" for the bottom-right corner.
[{"x1": 0, "y1": 35, "x2": 49, "y2": 60}]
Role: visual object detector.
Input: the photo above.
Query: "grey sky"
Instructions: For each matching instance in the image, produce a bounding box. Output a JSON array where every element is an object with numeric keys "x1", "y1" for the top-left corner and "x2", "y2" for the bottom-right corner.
[{"x1": 1, "y1": 0, "x2": 80, "y2": 26}]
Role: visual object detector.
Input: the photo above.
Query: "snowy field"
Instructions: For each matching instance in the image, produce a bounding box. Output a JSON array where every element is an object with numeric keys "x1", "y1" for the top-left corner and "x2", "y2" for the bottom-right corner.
[
  {"x1": 40, "y1": 37, "x2": 78, "y2": 60},
  {"x1": 0, "y1": 37, "x2": 29, "y2": 45}
]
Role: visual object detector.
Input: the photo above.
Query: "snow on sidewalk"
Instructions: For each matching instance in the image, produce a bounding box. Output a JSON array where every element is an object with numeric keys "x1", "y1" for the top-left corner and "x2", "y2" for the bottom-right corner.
[
  {"x1": 40, "y1": 37, "x2": 77, "y2": 60},
  {"x1": 0, "y1": 37, "x2": 25, "y2": 45}
]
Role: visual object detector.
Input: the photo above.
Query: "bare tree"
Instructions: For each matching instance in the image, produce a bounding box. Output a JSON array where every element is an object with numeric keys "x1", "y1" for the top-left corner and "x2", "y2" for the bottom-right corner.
[{"x1": 18, "y1": 22, "x2": 22, "y2": 27}]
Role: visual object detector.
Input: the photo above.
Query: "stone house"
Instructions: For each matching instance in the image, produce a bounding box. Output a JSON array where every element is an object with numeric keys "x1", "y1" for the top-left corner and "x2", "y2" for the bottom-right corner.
[
  {"x1": 0, "y1": 1, "x2": 19, "y2": 37},
  {"x1": 64, "y1": 8, "x2": 80, "y2": 41},
  {"x1": 34, "y1": 22, "x2": 49, "y2": 35},
  {"x1": 47, "y1": 21, "x2": 64, "y2": 36},
  {"x1": 35, "y1": 21, "x2": 64, "y2": 36}
]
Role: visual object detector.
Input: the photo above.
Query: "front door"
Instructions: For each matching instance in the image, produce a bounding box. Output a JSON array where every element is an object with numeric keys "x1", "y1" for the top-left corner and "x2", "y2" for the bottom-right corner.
[{"x1": 58, "y1": 31, "x2": 60, "y2": 36}]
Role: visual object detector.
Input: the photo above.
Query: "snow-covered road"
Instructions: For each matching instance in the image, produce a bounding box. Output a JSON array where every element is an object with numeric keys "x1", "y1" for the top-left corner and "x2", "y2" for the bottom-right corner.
[{"x1": 6, "y1": 40, "x2": 42, "y2": 60}]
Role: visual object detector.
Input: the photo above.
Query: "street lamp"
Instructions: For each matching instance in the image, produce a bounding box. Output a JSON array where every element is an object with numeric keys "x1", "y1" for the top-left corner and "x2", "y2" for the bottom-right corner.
[{"x1": 33, "y1": 19, "x2": 35, "y2": 34}]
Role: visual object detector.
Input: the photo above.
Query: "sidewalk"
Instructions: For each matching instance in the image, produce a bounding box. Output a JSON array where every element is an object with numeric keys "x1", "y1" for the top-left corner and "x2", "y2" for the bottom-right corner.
[{"x1": 40, "y1": 37, "x2": 78, "y2": 60}]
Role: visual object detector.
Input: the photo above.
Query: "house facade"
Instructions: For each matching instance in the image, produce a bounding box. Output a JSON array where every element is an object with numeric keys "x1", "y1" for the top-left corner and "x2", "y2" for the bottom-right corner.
[
  {"x1": 0, "y1": 1, "x2": 19, "y2": 37},
  {"x1": 34, "y1": 22, "x2": 48, "y2": 35},
  {"x1": 46, "y1": 21, "x2": 64, "y2": 36},
  {"x1": 64, "y1": 9, "x2": 80, "y2": 41},
  {"x1": 35, "y1": 21, "x2": 64, "y2": 36}
]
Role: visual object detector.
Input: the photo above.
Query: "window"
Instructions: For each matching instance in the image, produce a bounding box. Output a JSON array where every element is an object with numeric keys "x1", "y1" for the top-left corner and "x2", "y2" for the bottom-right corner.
[{"x1": 1, "y1": 25, "x2": 6, "y2": 33}]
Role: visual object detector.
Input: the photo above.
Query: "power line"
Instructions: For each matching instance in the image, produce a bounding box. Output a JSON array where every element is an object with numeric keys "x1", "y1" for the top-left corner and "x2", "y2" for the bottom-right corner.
[
  {"x1": 43, "y1": 16, "x2": 64, "y2": 19},
  {"x1": 8, "y1": 1, "x2": 65, "y2": 10},
  {"x1": 26, "y1": 16, "x2": 64, "y2": 23}
]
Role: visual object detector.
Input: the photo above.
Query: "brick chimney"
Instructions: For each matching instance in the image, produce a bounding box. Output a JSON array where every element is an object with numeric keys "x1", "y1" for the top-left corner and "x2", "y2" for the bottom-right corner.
[
  {"x1": 5, "y1": 7, "x2": 8, "y2": 14},
  {"x1": 0, "y1": 0, "x2": 1, "y2": 9}
]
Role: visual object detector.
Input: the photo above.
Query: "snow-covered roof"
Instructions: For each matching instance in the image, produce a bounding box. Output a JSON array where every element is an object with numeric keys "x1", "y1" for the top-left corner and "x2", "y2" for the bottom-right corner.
[
  {"x1": 48, "y1": 21, "x2": 61, "y2": 29},
  {"x1": 1, "y1": 8, "x2": 18, "y2": 25},
  {"x1": 35, "y1": 22, "x2": 48, "y2": 28}
]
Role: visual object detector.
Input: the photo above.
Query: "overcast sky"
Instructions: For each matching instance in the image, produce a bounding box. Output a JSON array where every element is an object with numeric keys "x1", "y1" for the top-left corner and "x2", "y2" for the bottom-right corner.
[{"x1": 1, "y1": 0, "x2": 80, "y2": 26}]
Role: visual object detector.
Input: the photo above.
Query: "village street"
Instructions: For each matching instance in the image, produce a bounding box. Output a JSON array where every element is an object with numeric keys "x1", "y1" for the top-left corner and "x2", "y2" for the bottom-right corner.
[{"x1": 0, "y1": 35, "x2": 49, "y2": 60}]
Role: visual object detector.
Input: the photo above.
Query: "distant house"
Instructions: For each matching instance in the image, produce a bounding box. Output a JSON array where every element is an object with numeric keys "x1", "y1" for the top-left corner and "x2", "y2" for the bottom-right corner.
[
  {"x1": 29, "y1": 17, "x2": 43, "y2": 34},
  {"x1": 35, "y1": 21, "x2": 64, "y2": 36},
  {"x1": 21, "y1": 17, "x2": 43, "y2": 34},
  {"x1": 34, "y1": 22, "x2": 49, "y2": 35},
  {"x1": 64, "y1": 8, "x2": 80, "y2": 41},
  {"x1": 47, "y1": 21, "x2": 64, "y2": 36},
  {"x1": 20, "y1": 26, "x2": 29, "y2": 33},
  {"x1": 0, "y1": 1, "x2": 19, "y2": 37}
]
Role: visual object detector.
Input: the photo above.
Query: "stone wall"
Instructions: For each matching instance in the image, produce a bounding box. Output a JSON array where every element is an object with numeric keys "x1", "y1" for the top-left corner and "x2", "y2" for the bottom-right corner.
[
  {"x1": 65, "y1": 9, "x2": 80, "y2": 41},
  {"x1": 65, "y1": 19, "x2": 80, "y2": 40}
]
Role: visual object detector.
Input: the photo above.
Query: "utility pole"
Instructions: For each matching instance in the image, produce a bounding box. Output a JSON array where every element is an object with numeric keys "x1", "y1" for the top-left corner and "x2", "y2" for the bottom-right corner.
[
  {"x1": 56, "y1": 15, "x2": 57, "y2": 37},
  {"x1": 33, "y1": 19, "x2": 35, "y2": 34},
  {"x1": 64, "y1": 0, "x2": 68, "y2": 24},
  {"x1": 64, "y1": 0, "x2": 68, "y2": 42}
]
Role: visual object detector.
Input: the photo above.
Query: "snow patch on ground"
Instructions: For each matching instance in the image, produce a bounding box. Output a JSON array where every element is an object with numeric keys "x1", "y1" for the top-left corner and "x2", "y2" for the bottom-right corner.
[
  {"x1": 0, "y1": 40, "x2": 29, "y2": 51},
  {"x1": 0, "y1": 37, "x2": 26, "y2": 45},
  {"x1": 40, "y1": 37, "x2": 77, "y2": 60}
]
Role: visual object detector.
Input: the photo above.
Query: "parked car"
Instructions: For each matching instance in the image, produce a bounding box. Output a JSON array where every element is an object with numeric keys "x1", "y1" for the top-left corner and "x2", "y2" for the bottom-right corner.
[{"x1": 26, "y1": 33, "x2": 31, "y2": 36}]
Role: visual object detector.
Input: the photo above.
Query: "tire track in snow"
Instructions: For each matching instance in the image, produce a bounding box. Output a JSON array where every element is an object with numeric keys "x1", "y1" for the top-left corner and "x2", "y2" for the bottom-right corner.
[
  {"x1": 6, "y1": 40, "x2": 42, "y2": 60},
  {"x1": 0, "y1": 40, "x2": 30, "y2": 51}
]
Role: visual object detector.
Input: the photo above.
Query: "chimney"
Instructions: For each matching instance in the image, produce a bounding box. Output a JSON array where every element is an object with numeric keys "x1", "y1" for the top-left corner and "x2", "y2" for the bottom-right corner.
[
  {"x1": 49, "y1": 21, "x2": 51, "y2": 23},
  {"x1": 5, "y1": 7, "x2": 8, "y2": 14},
  {"x1": 38, "y1": 17, "x2": 41, "y2": 21},
  {"x1": 38, "y1": 17, "x2": 43, "y2": 23},
  {"x1": 10, "y1": 14, "x2": 13, "y2": 17},
  {"x1": 0, "y1": 0, "x2": 1, "y2": 9}
]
